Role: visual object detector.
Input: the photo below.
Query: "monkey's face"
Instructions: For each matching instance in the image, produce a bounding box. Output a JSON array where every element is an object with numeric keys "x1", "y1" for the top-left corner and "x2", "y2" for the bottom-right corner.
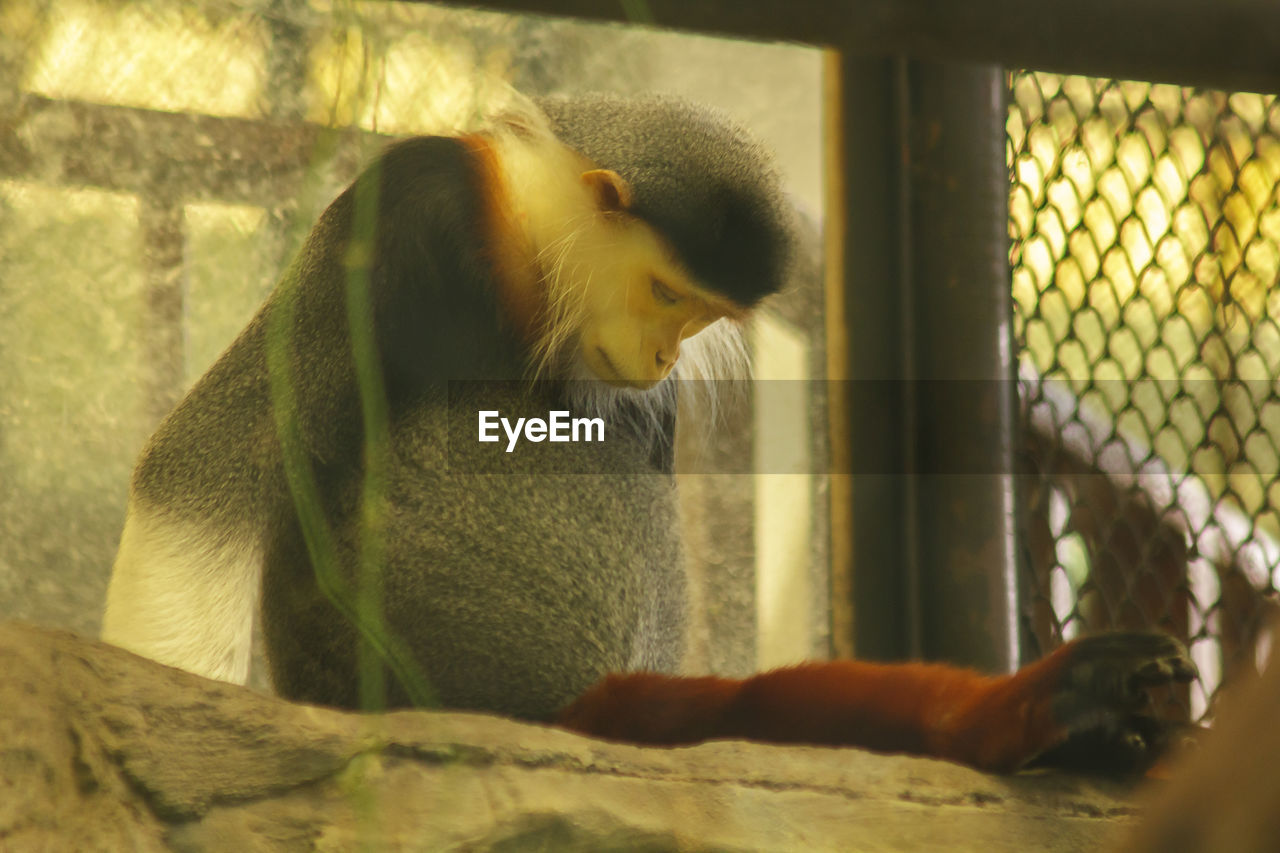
[
  {"x1": 559, "y1": 169, "x2": 742, "y2": 391},
  {"x1": 579, "y1": 271, "x2": 731, "y2": 389},
  {"x1": 570, "y1": 222, "x2": 737, "y2": 390}
]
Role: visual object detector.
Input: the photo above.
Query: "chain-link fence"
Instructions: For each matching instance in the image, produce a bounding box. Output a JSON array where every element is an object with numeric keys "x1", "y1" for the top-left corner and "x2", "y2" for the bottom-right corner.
[{"x1": 1009, "y1": 72, "x2": 1280, "y2": 717}]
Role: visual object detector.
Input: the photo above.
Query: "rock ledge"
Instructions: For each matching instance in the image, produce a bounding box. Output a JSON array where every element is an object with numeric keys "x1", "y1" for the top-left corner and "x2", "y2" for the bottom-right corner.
[{"x1": 0, "y1": 622, "x2": 1137, "y2": 851}]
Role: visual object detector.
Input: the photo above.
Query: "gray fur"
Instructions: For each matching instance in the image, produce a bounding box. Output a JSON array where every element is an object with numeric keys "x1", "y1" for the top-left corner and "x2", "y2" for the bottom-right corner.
[
  {"x1": 263, "y1": 380, "x2": 686, "y2": 718},
  {"x1": 539, "y1": 94, "x2": 795, "y2": 305}
]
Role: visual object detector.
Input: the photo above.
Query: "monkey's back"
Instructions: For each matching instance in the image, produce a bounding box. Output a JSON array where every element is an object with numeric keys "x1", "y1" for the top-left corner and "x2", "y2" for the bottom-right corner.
[{"x1": 262, "y1": 380, "x2": 688, "y2": 720}]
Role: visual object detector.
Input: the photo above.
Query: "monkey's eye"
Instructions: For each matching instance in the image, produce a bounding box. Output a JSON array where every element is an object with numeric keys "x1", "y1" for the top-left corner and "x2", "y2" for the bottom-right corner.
[{"x1": 651, "y1": 279, "x2": 681, "y2": 305}]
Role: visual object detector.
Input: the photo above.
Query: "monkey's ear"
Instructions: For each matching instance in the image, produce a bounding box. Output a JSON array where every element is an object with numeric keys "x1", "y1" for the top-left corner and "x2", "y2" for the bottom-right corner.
[{"x1": 581, "y1": 169, "x2": 633, "y2": 213}]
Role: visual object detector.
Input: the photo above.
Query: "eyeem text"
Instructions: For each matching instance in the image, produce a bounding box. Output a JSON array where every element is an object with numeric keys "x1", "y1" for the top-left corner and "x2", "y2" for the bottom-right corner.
[{"x1": 478, "y1": 410, "x2": 606, "y2": 453}]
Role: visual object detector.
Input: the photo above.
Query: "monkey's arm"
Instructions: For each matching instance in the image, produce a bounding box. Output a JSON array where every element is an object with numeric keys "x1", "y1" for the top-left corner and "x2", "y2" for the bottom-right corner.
[{"x1": 557, "y1": 632, "x2": 1196, "y2": 774}]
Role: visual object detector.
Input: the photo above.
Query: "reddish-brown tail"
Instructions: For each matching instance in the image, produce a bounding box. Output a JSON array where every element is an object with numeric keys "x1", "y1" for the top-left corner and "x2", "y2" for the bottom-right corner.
[{"x1": 557, "y1": 632, "x2": 1196, "y2": 774}]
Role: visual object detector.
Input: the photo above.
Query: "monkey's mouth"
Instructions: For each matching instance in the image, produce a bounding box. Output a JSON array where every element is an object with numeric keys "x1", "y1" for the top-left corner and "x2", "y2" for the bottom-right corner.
[
  {"x1": 594, "y1": 347, "x2": 621, "y2": 379},
  {"x1": 592, "y1": 347, "x2": 654, "y2": 390}
]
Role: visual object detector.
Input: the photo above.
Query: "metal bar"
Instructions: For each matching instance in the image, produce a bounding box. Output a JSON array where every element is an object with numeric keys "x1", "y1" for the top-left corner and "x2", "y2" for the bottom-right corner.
[
  {"x1": 830, "y1": 55, "x2": 1018, "y2": 668},
  {"x1": 138, "y1": 192, "x2": 187, "y2": 426},
  {"x1": 905, "y1": 61, "x2": 1018, "y2": 673},
  {"x1": 831, "y1": 53, "x2": 914, "y2": 662},
  {"x1": 822, "y1": 50, "x2": 855, "y2": 661},
  {"x1": 0, "y1": 95, "x2": 388, "y2": 205},
  {"x1": 264, "y1": 0, "x2": 309, "y2": 123},
  {"x1": 432, "y1": 0, "x2": 1280, "y2": 93}
]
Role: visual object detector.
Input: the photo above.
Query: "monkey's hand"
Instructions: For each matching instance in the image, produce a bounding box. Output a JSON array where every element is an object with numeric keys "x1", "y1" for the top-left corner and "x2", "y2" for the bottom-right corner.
[
  {"x1": 935, "y1": 631, "x2": 1197, "y2": 775},
  {"x1": 1016, "y1": 632, "x2": 1200, "y2": 776}
]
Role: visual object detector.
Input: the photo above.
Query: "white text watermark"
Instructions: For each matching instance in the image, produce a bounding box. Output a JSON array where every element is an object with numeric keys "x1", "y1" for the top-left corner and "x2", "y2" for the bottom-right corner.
[{"x1": 478, "y1": 410, "x2": 605, "y2": 453}]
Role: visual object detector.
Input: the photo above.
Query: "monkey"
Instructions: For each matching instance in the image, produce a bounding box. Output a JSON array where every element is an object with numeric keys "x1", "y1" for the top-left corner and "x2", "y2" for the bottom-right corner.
[
  {"x1": 102, "y1": 93, "x2": 1196, "y2": 775},
  {"x1": 104, "y1": 94, "x2": 779, "y2": 710}
]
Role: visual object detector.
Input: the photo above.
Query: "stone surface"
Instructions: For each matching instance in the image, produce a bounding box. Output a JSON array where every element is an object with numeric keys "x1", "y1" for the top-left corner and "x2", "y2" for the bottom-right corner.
[{"x1": 0, "y1": 621, "x2": 1141, "y2": 852}]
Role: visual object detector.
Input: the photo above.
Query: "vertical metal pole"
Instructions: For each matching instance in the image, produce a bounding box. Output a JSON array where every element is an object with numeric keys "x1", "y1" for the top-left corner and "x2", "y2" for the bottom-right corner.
[
  {"x1": 139, "y1": 191, "x2": 186, "y2": 426},
  {"x1": 828, "y1": 52, "x2": 913, "y2": 662},
  {"x1": 906, "y1": 61, "x2": 1018, "y2": 673},
  {"x1": 823, "y1": 51, "x2": 855, "y2": 661},
  {"x1": 263, "y1": 0, "x2": 312, "y2": 269},
  {"x1": 829, "y1": 52, "x2": 1016, "y2": 670},
  {"x1": 264, "y1": 0, "x2": 308, "y2": 123}
]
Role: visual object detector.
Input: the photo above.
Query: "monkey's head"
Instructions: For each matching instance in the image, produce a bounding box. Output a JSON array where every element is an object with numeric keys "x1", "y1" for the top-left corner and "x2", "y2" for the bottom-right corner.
[
  {"x1": 541, "y1": 166, "x2": 749, "y2": 390},
  {"x1": 518, "y1": 95, "x2": 795, "y2": 392}
]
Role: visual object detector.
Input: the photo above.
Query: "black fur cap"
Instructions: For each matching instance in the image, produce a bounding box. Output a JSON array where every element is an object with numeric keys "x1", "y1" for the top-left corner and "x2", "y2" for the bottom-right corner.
[{"x1": 538, "y1": 94, "x2": 795, "y2": 306}]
